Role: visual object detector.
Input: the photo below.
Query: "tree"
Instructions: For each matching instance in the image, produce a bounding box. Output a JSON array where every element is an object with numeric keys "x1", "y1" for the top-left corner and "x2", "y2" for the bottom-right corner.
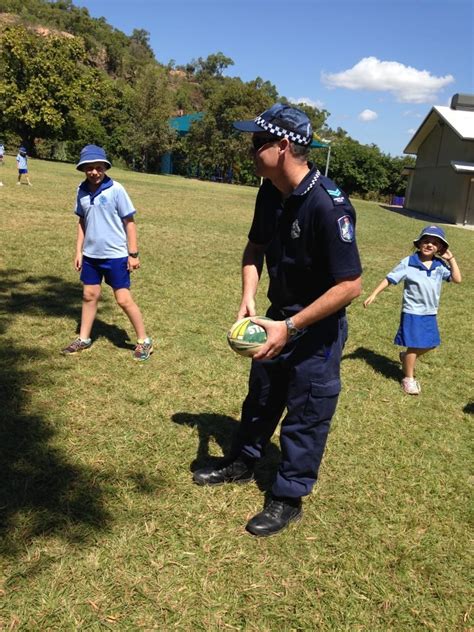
[
  {"x1": 126, "y1": 64, "x2": 175, "y2": 171},
  {"x1": 0, "y1": 25, "x2": 93, "y2": 151},
  {"x1": 178, "y1": 76, "x2": 278, "y2": 184},
  {"x1": 328, "y1": 138, "x2": 390, "y2": 197}
]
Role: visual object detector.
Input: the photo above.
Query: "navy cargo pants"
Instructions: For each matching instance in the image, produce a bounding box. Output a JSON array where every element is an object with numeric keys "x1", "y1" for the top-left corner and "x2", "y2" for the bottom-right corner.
[{"x1": 232, "y1": 316, "x2": 348, "y2": 499}]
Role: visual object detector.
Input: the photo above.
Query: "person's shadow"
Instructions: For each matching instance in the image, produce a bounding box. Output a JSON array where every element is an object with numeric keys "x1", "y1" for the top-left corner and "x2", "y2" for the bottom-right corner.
[
  {"x1": 79, "y1": 319, "x2": 135, "y2": 350},
  {"x1": 172, "y1": 412, "x2": 281, "y2": 493},
  {"x1": 344, "y1": 346, "x2": 403, "y2": 382},
  {"x1": 0, "y1": 267, "x2": 161, "y2": 556},
  {"x1": 0, "y1": 269, "x2": 134, "y2": 350},
  {"x1": 463, "y1": 402, "x2": 474, "y2": 415}
]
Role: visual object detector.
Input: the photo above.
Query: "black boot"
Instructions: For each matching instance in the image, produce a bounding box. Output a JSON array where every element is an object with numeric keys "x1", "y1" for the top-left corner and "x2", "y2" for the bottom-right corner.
[
  {"x1": 192, "y1": 456, "x2": 255, "y2": 486},
  {"x1": 246, "y1": 496, "x2": 302, "y2": 536}
]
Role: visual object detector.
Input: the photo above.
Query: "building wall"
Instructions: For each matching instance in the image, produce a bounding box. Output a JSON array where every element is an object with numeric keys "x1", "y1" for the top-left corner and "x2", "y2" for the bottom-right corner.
[{"x1": 405, "y1": 121, "x2": 474, "y2": 224}]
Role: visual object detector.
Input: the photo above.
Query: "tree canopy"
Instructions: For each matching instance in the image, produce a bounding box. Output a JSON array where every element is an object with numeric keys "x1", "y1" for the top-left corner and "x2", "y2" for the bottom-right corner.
[{"x1": 0, "y1": 0, "x2": 414, "y2": 198}]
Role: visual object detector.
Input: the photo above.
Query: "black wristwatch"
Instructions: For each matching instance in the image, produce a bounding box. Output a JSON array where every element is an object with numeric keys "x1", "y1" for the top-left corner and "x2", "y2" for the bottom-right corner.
[
  {"x1": 128, "y1": 251, "x2": 139, "y2": 258},
  {"x1": 285, "y1": 317, "x2": 300, "y2": 338}
]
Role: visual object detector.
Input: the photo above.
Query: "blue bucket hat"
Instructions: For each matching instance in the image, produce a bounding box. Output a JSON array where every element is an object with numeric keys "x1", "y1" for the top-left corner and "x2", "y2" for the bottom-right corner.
[
  {"x1": 414, "y1": 225, "x2": 449, "y2": 251},
  {"x1": 19, "y1": 146, "x2": 27, "y2": 153},
  {"x1": 76, "y1": 144, "x2": 111, "y2": 171},
  {"x1": 233, "y1": 103, "x2": 313, "y2": 146}
]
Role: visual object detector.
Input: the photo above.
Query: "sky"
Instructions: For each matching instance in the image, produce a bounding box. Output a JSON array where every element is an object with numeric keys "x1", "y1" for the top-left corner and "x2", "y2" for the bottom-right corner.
[{"x1": 72, "y1": 0, "x2": 473, "y2": 157}]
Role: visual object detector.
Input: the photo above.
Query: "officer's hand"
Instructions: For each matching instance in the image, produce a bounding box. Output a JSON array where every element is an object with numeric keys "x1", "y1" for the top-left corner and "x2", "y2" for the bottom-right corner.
[
  {"x1": 237, "y1": 298, "x2": 256, "y2": 321},
  {"x1": 251, "y1": 318, "x2": 287, "y2": 360}
]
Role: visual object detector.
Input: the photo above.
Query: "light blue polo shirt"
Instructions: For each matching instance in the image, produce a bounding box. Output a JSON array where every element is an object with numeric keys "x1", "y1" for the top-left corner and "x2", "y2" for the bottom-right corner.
[
  {"x1": 16, "y1": 153, "x2": 27, "y2": 170},
  {"x1": 387, "y1": 253, "x2": 451, "y2": 315},
  {"x1": 75, "y1": 176, "x2": 136, "y2": 258}
]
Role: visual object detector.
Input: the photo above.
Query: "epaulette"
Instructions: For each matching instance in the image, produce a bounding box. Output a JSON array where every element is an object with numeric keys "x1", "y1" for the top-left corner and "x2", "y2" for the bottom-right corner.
[{"x1": 319, "y1": 177, "x2": 347, "y2": 205}]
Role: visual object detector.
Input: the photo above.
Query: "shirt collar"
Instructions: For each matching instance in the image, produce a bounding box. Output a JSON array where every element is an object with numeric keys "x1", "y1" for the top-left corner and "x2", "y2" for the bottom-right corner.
[
  {"x1": 408, "y1": 252, "x2": 444, "y2": 271},
  {"x1": 291, "y1": 163, "x2": 321, "y2": 197},
  {"x1": 79, "y1": 175, "x2": 113, "y2": 201}
]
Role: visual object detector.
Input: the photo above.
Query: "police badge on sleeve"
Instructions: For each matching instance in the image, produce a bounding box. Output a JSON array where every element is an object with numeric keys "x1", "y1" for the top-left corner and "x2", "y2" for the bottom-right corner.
[{"x1": 337, "y1": 215, "x2": 355, "y2": 242}]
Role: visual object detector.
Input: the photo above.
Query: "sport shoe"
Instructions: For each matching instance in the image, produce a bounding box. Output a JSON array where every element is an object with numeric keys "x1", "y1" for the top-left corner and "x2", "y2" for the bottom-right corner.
[
  {"x1": 193, "y1": 457, "x2": 255, "y2": 486},
  {"x1": 61, "y1": 337, "x2": 92, "y2": 355},
  {"x1": 133, "y1": 338, "x2": 153, "y2": 361},
  {"x1": 401, "y1": 377, "x2": 421, "y2": 395},
  {"x1": 246, "y1": 496, "x2": 303, "y2": 537}
]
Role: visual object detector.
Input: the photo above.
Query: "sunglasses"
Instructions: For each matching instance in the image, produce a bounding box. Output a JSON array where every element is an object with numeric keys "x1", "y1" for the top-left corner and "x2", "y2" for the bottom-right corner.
[{"x1": 252, "y1": 135, "x2": 279, "y2": 151}]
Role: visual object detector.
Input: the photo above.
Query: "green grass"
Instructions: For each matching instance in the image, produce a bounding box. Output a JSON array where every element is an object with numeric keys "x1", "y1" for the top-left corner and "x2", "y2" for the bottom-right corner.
[{"x1": 0, "y1": 157, "x2": 472, "y2": 630}]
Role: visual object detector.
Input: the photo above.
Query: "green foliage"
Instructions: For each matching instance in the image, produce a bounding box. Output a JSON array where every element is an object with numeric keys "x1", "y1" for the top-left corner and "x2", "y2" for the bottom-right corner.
[
  {"x1": 0, "y1": 0, "x2": 415, "y2": 195},
  {"x1": 177, "y1": 76, "x2": 279, "y2": 184},
  {"x1": 328, "y1": 138, "x2": 390, "y2": 197},
  {"x1": 0, "y1": 25, "x2": 92, "y2": 149},
  {"x1": 126, "y1": 64, "x2": 176, "y2": 172},
  {"x1": 0, "y1": 0, "x2": 156, "y2": 75}
]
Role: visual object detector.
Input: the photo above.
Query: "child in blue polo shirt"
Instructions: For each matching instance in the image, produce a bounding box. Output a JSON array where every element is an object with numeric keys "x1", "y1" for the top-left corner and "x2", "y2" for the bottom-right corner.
[
  {"x1": 16, "y1": 146, "x2": 32, "y2": 186},
  {"x1": 364, "y1": 225, "x2": 461, "y2": 394},
  {"x1": 62, "y1": 145, "x2": 153, "y2": 361}
]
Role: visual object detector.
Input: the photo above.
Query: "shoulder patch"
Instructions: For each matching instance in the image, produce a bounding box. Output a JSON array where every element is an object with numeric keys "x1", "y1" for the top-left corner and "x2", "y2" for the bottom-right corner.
[
  {"x1": 320, "y1": 181, "x2": 346, "y2": 205},
  {"x1": 337, "y1": 215, "x2": 355, "y2": 242}
]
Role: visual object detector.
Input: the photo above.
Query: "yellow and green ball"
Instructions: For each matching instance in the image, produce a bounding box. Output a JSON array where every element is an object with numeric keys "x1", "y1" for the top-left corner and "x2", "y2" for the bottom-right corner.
[{"x1": 227, "y1": 317, "x2": 273, "y2": 357}]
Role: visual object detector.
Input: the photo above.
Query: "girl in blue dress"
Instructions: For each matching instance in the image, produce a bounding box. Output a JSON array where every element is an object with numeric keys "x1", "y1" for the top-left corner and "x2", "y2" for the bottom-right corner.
[{"x1": 364, "y1": 225, "x2": 462, "y2": 394}]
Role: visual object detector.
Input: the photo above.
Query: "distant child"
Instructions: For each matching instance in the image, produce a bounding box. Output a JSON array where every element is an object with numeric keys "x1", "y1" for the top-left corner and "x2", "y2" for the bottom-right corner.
[
  {"x1": 62, "y1": 144, "x2": 153, "y2": 361},
  {"x1": 16, "y1": 146, "x2": 32, "y2": 186},
  {"x1": 364, "y1": 225, "x2": 461, "y2": 395},
  {"x1": 0, "y1": 142, "x2": 4, "y2": 186}
]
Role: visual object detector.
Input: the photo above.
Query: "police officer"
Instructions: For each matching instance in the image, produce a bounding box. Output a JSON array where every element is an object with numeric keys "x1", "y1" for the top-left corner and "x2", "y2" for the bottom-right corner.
[{"x1": 193, "y1": 103, "x2": 362, "y2": 536}]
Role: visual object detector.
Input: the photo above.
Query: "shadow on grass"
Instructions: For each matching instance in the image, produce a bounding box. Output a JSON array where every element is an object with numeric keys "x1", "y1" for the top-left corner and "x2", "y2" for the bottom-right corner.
[
  {"x1": 0, "y1": 269, "x2": 111, "y2": 557},
  {"x1": 172, "y1": 412, "x2": 281, "y2": 492},
  {"x1": 82, "y1": 320, "x2": 134, "y2": 350},
  {"x1": 344, "y1": 346, "x2": 402, "y2": 382},
  {"x1": 0, "y1": 348, "x2": 111, "y2": 558},
  {"x1": 378, "y1": 204, "x2": 449, "y2": 224},
  {"x1": 0, "y1": 269, "x2": 133, "y2": 350},
  {"x1": 463, "y1": 402, "x2": 474, "y2": 415},
  {"x1": 1, "y1": 269, "x2": 83, "y2": 319}
]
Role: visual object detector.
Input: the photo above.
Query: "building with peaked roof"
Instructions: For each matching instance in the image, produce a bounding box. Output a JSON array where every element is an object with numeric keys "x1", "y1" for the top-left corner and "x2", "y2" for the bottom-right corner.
[{"x1": 403, "y1": 94, "x2": 474, "y2": 225}]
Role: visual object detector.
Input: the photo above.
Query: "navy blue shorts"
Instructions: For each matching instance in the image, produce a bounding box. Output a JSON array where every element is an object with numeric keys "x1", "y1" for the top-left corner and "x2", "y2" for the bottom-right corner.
[
  {"x1": 80, "y1": 256, "x2": 130, "y2": 290},
  {"x1": 18, "y1": 169, "x2": 28, "y2": 174},
  {"x1": 394, "y1": 313, "x2": 440, "y2": 349}
]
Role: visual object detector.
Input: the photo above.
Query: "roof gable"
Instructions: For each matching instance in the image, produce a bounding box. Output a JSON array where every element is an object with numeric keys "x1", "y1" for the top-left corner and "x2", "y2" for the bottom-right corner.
[{"x1": 404, "y1": 105, "x2": 474, "y2": 154}]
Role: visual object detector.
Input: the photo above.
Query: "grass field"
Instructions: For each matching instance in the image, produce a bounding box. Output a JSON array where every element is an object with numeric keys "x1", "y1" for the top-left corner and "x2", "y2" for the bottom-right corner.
[{"x1": 0, "y1": 156, "x2": 472, "y2": 630}]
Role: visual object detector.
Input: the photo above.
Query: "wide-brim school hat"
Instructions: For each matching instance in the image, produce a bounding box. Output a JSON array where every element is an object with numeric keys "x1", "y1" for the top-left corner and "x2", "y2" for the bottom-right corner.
[
  {"x1": 76, "y1": 144, "x2": 112, "y2": 171},
  {"x1": 413, "y1": 225, "x2": 449, "y2": 250},
  {"x1": 233, "y1": 103, "x2": 313, "y2": 146}
]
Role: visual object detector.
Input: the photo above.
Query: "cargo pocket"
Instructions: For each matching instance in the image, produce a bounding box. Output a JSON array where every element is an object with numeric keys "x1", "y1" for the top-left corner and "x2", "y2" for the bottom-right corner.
[{"x1": 304, "y1": 379, "x2": 340, "y2": 419}]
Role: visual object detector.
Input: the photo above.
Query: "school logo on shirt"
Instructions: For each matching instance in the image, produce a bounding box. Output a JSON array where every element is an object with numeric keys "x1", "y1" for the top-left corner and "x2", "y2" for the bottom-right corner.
[
  {"x1": 338, "y1": 215, "x2": 354, "y2": 242},
  {"x1": 99, "y1": 195, "x2": 108, "y2": 204}
]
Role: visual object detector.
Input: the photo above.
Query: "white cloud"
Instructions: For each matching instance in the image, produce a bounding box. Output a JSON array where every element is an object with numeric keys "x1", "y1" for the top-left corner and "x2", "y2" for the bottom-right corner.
[
  {"x1": 407, "y1": 128, "x2": 417, "y2": 135},
  {"x1": 289, "y1": 96, "x2": 325, "y2": 110},
  {"x1": 358, "y1": 109, "x2": 378, "y2": 122},
  {"x1": 322, "y1": 56, "x2": 454, "y2": 103}
]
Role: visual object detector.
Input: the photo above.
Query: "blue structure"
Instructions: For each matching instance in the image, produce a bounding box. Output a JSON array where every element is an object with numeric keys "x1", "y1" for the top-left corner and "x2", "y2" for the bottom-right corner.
[{"x1": 161, "y1": 113, "x2": 204, "y2": 174}]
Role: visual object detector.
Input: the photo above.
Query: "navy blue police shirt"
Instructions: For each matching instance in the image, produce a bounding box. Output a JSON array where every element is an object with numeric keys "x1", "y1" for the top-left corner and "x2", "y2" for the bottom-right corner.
[{"x1": 248, "y1": 165, "x2": 362, "y2": 320}]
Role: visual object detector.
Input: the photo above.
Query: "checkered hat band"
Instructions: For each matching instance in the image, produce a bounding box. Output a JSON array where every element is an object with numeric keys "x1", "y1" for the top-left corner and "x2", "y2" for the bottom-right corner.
[{"x1": 254, "y1": 115, "x2": 311, "y2": 146}]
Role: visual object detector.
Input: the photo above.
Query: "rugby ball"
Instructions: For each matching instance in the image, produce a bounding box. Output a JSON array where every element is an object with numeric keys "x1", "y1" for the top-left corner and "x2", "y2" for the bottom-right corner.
[{"x1": 227, "y1": 317, "x2": 272, "y2": 357}]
